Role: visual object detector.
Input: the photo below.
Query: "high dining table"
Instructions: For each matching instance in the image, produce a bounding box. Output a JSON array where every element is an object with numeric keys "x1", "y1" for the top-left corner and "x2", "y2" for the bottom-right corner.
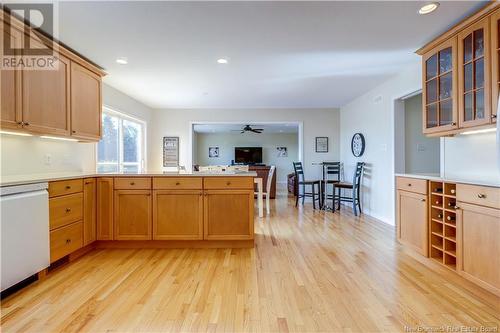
[{"x1": 311, "y1": 162, "x2": 344, "y2": 211}]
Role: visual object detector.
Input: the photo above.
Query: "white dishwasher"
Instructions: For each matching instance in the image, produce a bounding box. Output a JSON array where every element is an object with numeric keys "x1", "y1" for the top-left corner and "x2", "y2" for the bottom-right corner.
[{"x1": 0, "y1": 182, "x2": 50, "y2": 292}]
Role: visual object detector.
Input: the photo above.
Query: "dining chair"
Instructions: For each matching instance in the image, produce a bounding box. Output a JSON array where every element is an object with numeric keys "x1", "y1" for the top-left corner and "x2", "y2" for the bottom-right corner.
[
  {"x1": 293, "y1": 162, "x2": 321, "y2": 209},
  {"x1": 333, "y1": 162, "x2": 365, "y2": 216},
  {"x1": 260, "y1": 166, "x2": 275, "y2": 215},
  {"x1": 321, "y1": 162, "x2": 341, "y2": 210}
]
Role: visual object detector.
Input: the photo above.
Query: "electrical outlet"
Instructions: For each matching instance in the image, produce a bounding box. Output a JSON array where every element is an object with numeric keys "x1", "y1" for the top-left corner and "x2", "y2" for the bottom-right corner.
[{"x1": 44, "y1": 154, "x2": 52, "y2": 165}]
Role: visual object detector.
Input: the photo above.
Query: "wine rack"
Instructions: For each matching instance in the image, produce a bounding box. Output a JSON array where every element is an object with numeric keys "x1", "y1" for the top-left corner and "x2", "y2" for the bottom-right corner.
[{"x1": 429, "y1": 181, "x2": 457, "y2": 270}]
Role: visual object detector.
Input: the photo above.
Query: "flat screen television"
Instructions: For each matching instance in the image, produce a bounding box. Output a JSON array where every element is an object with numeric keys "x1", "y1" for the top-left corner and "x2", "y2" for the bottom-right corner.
[{"x1": 235, "y1": 147, "x2": 262, "y2": 164}]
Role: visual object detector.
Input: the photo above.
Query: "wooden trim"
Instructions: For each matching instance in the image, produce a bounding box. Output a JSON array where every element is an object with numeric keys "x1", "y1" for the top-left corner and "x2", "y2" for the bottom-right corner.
[
  {"x1": 416, "y1": 2, "x2": 499, "y2": 55},
  {"x1": 95, "y1": 240, "x2": 254, "y2": 249},
  {"x1": 457, "y1": 17, "x2": 492, "y2": 128},
  {"x1": 424, "y1": 122, "x2": 496, "y2": 137}
]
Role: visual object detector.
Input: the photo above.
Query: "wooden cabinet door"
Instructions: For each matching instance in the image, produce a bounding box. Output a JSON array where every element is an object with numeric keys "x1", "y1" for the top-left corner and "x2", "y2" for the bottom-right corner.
[
  {"x1": 0, "y1": 21, "x2": 22, "y2": 130},
  {"x1": 21, "y1": 47, "x2": 71, "y2": 136},
  {"x1": 97, "y1": 177, "x2": 113, "y2": 240},
  {"x1": 457, "y1": 202, "x2": 500, "y2": 296},
  {"x1": 153, "y1": 190, "x2": 203, "y2": 240},
  {"x1": 204, "y1": 190, "x2": 254, "y2": 240},
  {"x1": 458, "y1": 18, "x2": 491, "y2": 128},
  {"x1": 396, "y1": 190, "x2": 428, "y2": 256},
  {"x1": 114, "y1": 190, "x2": 152, "y2": 240},
  {"x1": 491, "y1": 8, "x2": 500, "y2": 123},
  {"x1": 422, "y1": 37, "x2": 458, "y2": 134},
  {"x1": 70, "y1": 62, "x2": 102, "y2": 140},
  {"x1": 83, "y1": 178, "x2": 96, "y2": 245}
]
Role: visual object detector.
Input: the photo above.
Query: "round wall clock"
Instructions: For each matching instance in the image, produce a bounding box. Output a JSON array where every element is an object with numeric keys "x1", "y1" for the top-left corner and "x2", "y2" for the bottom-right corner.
[{"x1": 351, "y1": 133, "x2": 365, "y2": 157}]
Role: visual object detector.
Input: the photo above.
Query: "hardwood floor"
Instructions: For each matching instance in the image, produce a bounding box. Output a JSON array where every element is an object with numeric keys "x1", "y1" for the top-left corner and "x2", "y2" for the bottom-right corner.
[{"x1": 1, "y1": 194, "x2": 499, "y2": 332}]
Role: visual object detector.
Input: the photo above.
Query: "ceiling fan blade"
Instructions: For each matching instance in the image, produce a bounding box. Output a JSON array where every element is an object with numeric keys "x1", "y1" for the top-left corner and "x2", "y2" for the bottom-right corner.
[{"x1": 251, "y1": 129, "x2": 262, "y2": 133}]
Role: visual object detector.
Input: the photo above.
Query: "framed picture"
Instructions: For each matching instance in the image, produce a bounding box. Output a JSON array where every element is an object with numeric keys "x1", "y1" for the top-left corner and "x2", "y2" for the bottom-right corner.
[
  {"x1": 208, "y1": 146, "x2": 219, "y2": 158},
  {"x1": 163, "y1": 137, "x2": 179, "y2": 167},
  {"x1": 315, "y1": 137, "x2": 328, "y2": 153},
  {"x1": 276, "y1": 146, "x2": 288, "y2": 157}
]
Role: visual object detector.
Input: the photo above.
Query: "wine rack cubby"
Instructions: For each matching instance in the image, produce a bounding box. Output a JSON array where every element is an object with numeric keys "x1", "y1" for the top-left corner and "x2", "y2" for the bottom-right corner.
[{"x1": 429, "y1": 181, "x2": 457, "y2": 270}]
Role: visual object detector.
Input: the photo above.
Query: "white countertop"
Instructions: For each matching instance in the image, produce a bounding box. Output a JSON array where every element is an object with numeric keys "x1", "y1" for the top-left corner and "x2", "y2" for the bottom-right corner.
[
  {"x1": 0, "y1": 170, "x2": 258, "y2": 187},
  {"x1": 395, "y1": 173, "x2": 500, "y2": 188}
]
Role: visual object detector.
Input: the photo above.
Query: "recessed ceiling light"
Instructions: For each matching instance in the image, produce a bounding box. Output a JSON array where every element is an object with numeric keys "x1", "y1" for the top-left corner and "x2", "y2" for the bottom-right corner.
[
  {"x1": 217, "y1": 58, "x2": 228, "y2": 64},
  {"x1": 116, "y1": 57, "x2": 128, "y2": 65},
  {"x1": 419, "y1": 2, "x2": 439, "y2": 15}
]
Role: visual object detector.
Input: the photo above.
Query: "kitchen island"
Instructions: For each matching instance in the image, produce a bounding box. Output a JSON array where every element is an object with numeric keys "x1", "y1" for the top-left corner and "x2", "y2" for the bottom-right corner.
[{"x1": 1, "y1": 171, "x2": 257, "y2": 266}]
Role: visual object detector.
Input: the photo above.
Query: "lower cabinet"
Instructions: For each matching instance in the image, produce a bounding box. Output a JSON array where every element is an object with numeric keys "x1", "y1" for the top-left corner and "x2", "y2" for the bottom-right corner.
[
  {"x1": 50, "y1": 221, "x2": 84, "y2": 263},
  {"x1": 83, "y1": 178, "x2": 96, "y2": 245},
  {"x1": 97, "y1": 178, "x2": 114, "y2": 240},
  {"x1": 396, "y1": 189, "x2": 428, "y2": 257},
  {"x1": 204, "y1": 190, "x2": 254, "y2": 240},
  {"x1": 114, "y1": 190, "x2": 152, "y2": 240},
  {"x1": 153, "y1": 190, "x2": 203, "y2": 240},
  {"x1": 457, "y1": 202, "x2": 500, "y2": 295}
]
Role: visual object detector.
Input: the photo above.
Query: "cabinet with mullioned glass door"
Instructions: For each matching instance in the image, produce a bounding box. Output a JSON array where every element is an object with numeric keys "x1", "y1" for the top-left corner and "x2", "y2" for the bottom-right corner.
[
  {"x1": 458, "y1": 17, "x2": 491, "y2": 128},
  {"x1": 422, "y1": 37, "x2": 458, "y2": 134},
  {"x1": 490, "y1": 8, "x2": 500, "y2": 123}
]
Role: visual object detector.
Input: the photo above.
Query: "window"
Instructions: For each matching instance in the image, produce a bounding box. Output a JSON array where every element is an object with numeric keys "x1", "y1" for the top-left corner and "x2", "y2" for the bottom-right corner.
[{"x1": 97, "y1": 108, "x2": 146, "y2": 173}]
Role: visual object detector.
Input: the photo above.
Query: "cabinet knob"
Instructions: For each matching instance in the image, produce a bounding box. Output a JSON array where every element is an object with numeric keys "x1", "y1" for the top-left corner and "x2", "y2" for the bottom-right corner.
[
  {"x1": 85, "y1": 181, "x2": 92, "y2": 185},
  {"x1": 66, "y1": 239, "x2": 71, "y2": 244},
  {"x1": 23, "y1": 122, "x2": 30, "y2": 126},
  {"x1": 421, "y1": 198, "x2": 426, "y2": 202},
  {"x1": 65, "y1": 208, "x2": 71, "y2": 213},
  {"x1": 130, "y1": 182, "x2": 135, "y2": 185},
  {"x1": 226, "y1": 182, "x2": 231, "y2": 186},
  {"x1": 407, "y1": 183, "x2": 412, "y2": 187},
  {"x1": 16, "y1": 121, "x2": 23, "y2": 125},
  {"x1": 451, "y1": 122, "x2": 456, "y2": 126},
  {"x1": 65, "y1": 186, "x2": 71, "y2": 190},
  {"x1": 454, "y1": 206, "x2": 460, "y2": 210},
  {"x1": 175, "y1": 182, "x2": 180, "y2": 185},
  {"x1": 477, "y1": 193, "x2": 486, "y2": 199},
  {"x1": 72, "y1": 130, "x2": 76, "y2": 134},
  {"x1": 492, "y1": 114, "x2": 498, "y2": 119}
]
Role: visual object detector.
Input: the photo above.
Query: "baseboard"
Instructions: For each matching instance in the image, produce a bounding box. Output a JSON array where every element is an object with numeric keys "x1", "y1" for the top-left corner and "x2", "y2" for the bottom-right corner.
[{"x1": 95, "y1": 240, "x2": 254, "y2": 249}]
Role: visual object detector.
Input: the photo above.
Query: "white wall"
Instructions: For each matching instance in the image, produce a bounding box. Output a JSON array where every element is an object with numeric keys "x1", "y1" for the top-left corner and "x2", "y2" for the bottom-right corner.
[
  {"x1": 0, "y1": 83, "x2": 153, "y2": 177},
  {"x1": 340, "y1": 61, "x2": 500, "y2": 225},
  {"x1": 404, "y1": 94, "x2": 440, "y2": 174},
  {"x1": 150, "y1": 108, "x2": 340, "y2": 179},
  {"x1": 195, "y1": 132, "x2": 298, "y2": 183}
]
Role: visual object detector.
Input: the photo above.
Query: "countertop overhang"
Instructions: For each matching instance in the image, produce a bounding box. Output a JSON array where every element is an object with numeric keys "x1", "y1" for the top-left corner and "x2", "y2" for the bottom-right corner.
[
  {"x1": 0, "y1": 171, "x2": 258, "y2": 187},
  {"x1": 395, "y1": 173, "x2": 500, "y2": 188}
]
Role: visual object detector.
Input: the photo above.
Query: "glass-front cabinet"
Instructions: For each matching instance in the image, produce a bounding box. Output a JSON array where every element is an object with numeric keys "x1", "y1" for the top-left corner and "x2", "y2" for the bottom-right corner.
[
  {"x1": 458, "y1": 18, "x2": 491, "y2": 128},
  {"x1": 422, "y1": 38, "x2": 458, "y2": 134},
  {"x1": 491, "y1": 8, "x2": 500, "y2": 123}
]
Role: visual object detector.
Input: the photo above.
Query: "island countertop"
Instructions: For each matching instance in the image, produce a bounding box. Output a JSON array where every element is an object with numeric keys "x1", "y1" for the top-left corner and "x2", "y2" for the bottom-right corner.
[{"x1": 0, "y1": 170, "x2": 258, "y2": 187}]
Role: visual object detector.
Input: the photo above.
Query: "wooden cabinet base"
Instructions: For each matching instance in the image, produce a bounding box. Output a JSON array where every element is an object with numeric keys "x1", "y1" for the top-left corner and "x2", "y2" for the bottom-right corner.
[{"x1": 95, "y1": 240, "x2": 254, "y2": 249}]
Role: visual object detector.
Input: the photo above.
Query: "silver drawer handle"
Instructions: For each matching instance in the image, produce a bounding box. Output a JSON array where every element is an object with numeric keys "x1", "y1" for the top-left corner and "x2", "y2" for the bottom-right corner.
[
  {"x1": 477, "y1": 193, "x2": 486, "y2": 199},
  {"x1": 66, "y1": 208, "x2": 71, "y2": 213}
]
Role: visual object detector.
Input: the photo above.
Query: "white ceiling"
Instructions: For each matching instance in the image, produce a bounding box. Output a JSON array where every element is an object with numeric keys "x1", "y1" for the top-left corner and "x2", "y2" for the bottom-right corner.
[
  {"x1": 50, "y1": 1, "x2": 485, "y2": 109},
  {"x1": 194, "y1": 123, "x2": 299, "y2": 134}
]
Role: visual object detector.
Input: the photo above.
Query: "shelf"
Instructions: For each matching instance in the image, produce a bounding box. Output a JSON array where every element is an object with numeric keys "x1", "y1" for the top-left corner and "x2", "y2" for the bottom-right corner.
[
  {"x1": 443, "y1": 194, "x2": 457, "y2": 198},
  {"x1": 445, "y1": 263, "x2": 457, "y2": 271},
  {"x1": 445, "y1": 250, "x2": 456, "y2": 257},
  {"x1": 431, "y1": 192, "x2": 444, "y2": 196},
  {"x1": 431, "y1": 231, "x2": 444, "y2": 237},
  {"x1": 431, "y1": 205, "x2": 443, "y2": 210},
  {"x1": 444, "y1": 208, "x2": 457, "y2": 213},
  {"x1": 431, "y1": 244, "x2": 444, "y2": 251},
  {"x1": 444, "y1": 222, "x2": 456, "y2": 228},
  {"x1": 444, "y1": 236, "x2": 456, "y2": 242},
  {"x1": 432, "y1": 218, "x2": 444, "y2": 224}
]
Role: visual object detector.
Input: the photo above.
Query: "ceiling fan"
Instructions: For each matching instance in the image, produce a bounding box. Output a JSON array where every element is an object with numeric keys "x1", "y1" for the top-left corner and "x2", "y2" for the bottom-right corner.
[{"x1": 232, "y1": 125, "x2": 264, "y2": 134}]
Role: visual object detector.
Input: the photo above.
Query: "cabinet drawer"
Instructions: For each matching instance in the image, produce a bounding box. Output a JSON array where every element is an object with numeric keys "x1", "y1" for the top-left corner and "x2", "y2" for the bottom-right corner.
[
  {"x1": 396, "y1": 177, "x2": 428, "y2": 195},
  {"x1": 48, "y1": 179, "x2": 83, "y2": 198},
  {"x1": 49, "y1": 193, "x2": 83, "y2": 230},
  {"x1": 153, "y1": 177, "x2": 202, "y2": 190},
  {"x1": 204, "y1": 177, "x2": 254, "y2": 190},
  {"x1": 457, "y1": 184, "x2": 500, "y2": 209},
  {"x1": 114, "y1": 177, "x2": 151, "y2": 190},
  {"x1": 50, "y1": 221, "x2": 83, "y2": 263}
]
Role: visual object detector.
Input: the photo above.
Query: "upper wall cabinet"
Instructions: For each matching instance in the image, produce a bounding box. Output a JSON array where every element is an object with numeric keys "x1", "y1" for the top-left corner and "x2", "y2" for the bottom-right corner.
[
  {"x1": 422, "y1": 38, "x2": 458, "y2": 134},
  {"x1": 0, "y1": 12, "x2": 105, "y2": 141},
  {"x1": 458, "y1": 18, "x2": 491, "y2": 128},
  {"x1": 491, "y1": 8, "x2": 500, "y2": 123},
  {"x1": 70, "y1": 62, "x2": 102, "y2": 140},
  {"x1": 418, "y1": 3, "x2": 499, "y2": 136}
]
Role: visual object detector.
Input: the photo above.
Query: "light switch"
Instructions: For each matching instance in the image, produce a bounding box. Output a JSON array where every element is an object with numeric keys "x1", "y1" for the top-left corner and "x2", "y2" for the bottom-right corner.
[{"x1": 44, "y1": 154, "x2": 52, "y2": 165}]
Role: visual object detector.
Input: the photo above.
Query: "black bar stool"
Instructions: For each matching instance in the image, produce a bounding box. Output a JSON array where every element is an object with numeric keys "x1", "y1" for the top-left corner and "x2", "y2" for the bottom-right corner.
[
  {"x1": 321, "y1": 162, "x2": 341, "y2": 211},
  {"x1": 293, "y1": 162, "x2": 321, "y2": 209},
  {"x1": 334, "y1": 162, "x2": 365, "y2": 216}
]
